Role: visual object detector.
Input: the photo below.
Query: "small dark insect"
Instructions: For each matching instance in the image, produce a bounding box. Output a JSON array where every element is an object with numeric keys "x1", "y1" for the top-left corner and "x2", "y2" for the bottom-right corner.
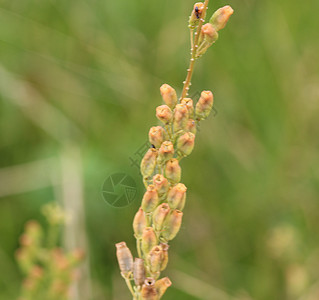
[
  {"x1": 151, "y1": 144, "x2": 156, "y2": 149},
  {"x1": 195, "y1": 6, "x2": 200, "y2": 19}
]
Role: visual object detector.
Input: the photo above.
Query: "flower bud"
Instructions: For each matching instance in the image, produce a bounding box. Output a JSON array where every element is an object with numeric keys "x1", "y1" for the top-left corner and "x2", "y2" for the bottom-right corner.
[
  {"x1": 176, "y1": 132, "x2": 195, "y2": 156},
  {"x1": 153, "y1": 203, "x2": 170, "y2": 231},
  {"x1": 159, "y1": 243, "x2": 169, "y2": 271},
  {"x1": 141, "y1": 185, "x2": 159, "y2": 213},
  {"x1": 133, "y1": 208, "x2": 147, "y2": 238},
  {"x1": 158, "y1": 141, "x2": 174, "y2": 164},
  {"x1": 141, "y1": 278, "x2": 157, "y2": 300},
  {"x1": 142, "y1": 227, "x2": 157, "y2": 255},
  {"x1": 201, "y1": 23, "x2": 219, "y2": 44},
  {"x1": 173, "y1": 104, "x2": 189, "y2": 133},
  {"x1": 141, "y1": 148, "x2": 158, "y2": 178},
  {"x1": 186, "y1": 119, "x2": 197, "y2": 134},
  {"x1": 209, "y1": 5, "x2": 234, "y2": 31},
  {"x1": 156, "y1": 105, "x2": 173, "y2": 124},
  {"x1": 167, "y1": 183, "x2": 187, "y2": 211},
  {"x1": 148, "y1": 246, "x2": 164, "y2": 274},
  {"x1": 195, "y1": 90, "x2": 214, "y2": 120},
  {"x1": 160, "y1": 84, "x2": 177, "y2": 109},
  {"x1": 153, "y1": 174, "x2": 169, "y2": 196},
  {"x1": 115, "y1": 242, "x2": 133, "y2": 277},
  {"x1": 165, "y1": 159, "x2": 181, "y2": 184},
  {"x1": 155, "y1": 277, "x2": 172, "y2": 299},
  {"x1": 181, "y1": 98, "x2": 194, "y2": 118},
  {"x1": 162, "y1": 210, "x2": 183, "y2": 241},
  {"x1": 133, "y1": 258, "x2": 146, "y2": 286},
  {"x1": 189, "y1": 2, "x2": 205, "y2": 29},
  {"x1": 149, "y1": 126, "x2": 165, "y2": 149}
]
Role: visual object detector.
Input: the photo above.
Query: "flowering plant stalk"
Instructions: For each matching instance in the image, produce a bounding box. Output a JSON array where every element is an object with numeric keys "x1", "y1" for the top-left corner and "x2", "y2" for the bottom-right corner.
[{"x1": 116, "y1": 2, "x2": 233, "y2": 299}]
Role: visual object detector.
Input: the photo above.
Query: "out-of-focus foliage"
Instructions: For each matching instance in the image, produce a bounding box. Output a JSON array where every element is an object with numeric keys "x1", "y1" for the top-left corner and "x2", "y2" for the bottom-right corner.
[{"x1": 0, "y1": 0, "x2": 319, "y2": 299}]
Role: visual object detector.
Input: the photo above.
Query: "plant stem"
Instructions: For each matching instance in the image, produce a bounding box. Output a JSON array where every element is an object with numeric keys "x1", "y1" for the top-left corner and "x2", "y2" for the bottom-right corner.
[
  {"x1": 124, "y1": 277, "x2": 136, "y2": 299},
  {"x1": 180, "y1": 0, "x2": 210, "y2": 100}
]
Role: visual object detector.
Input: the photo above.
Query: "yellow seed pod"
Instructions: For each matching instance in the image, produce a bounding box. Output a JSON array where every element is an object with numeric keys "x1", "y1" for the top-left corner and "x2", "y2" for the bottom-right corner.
[
  {"x1": 155, "y1": 277, "x2": 172, "y2": 299},
  {"x1": 133, "y1": 207, "x2": 147, "y2": 238},
  {"x1": 195, "y1": 90, "x2": 214, "y2": 120},
  {"x1": 156, "y1": 105, "x2": 173, "y2": 125},
  {"x1": 173, "y1": 104, "x2": 189, "y2": 133},
  {"x1": 181, "y1": 98, "x2": 194, "y2": 118},
  {"x1": 141, "y1": 278, "x2": 158, "y2": 300},
  {"x1": 165, "y1": 159, "x2": 181, "y2": 184},
  {"x1": 141, "y1": 185, "x2": 159, "y2": 213},
  {"x1": 176, "y1": 132, "x2": 195, "y2": 157},
  {"x1": 133, "y1": 258, "x2": 146, "y2": 286},
  {"x1": 153, "y1": 203, "x2": 170, "y2": 231},
  {"x1": 153, "y1": 174, "x2": 170, "y2": 196},
  {"x1": 159, "y1": 243, "x2": 169, "y2": 271},
  {"x1": 158, "y1": 141, "x2": 174, "y2": 164},
  {"x1": 142, "y1": 227, "x2": 157, "y2": 255},
  {"x1": 141, "y1": 148, "x2": 158, "y2": 178},
  {"x1": 162, "y1": 210, "x2": 183, "y2": 241},
  {"x1": 115, "y1": 242, "x2": 133, "y2": 277},
  {"x1": 160, "y1": 84, "x2": 177, "y2": 109},
  {"x1": 209, "y1": 5, "x2": 234, "y2": 31},
  {"x1": 149, "y1": 126, "x2": 165, "y2": 149},
  {"x1": 167, "y1": 183, "x2": 187, "y2": 211}
]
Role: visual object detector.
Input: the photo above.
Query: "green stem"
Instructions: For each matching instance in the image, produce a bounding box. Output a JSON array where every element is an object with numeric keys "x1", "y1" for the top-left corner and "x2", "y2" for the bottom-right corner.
[{"x1": 124, "y1": 277, "x2": 136, "y2": 299}]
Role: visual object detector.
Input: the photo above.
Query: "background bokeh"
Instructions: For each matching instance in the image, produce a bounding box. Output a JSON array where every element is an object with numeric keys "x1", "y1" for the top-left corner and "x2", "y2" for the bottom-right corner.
[{"x1": 1, "y1": 0, "x2": 319, "y2": 299}]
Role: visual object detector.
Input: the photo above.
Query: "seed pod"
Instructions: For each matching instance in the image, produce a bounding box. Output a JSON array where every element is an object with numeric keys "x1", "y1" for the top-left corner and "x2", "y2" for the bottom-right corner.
[
  {"x1": 153, "y1": 174, "x2": 169, "y2": 196},
  {"x1": 159, "y1": 243, "x2": 169, "y2": 271},
  {"x1": 115, "y1": 242, "x2": 133, "y2": 277},
  {"x1": 186, "y1": 119, "x2": 197, "y2": 134},
  {"x1": 142, "y1": 227, "x2": 157, "y2": 255},
  {"x1": 201, "y1": 23, "x2": 219, "y2": 44},
  {"x1": 195, "y1": 90, "x2": 214, "y2": 120},
  {"x1": 189, "y1": 2, "x2": 205, "y2": 29},
  {"x1": 149, "y1": 126, "x2": 165, "y2": 149},
  {"x1": 153, "y1": 203, "x2": 170, "y2": 231},
  {"x1": 148, "y1": 246, "x2": 164, "y2": 274},
  {"x1": 209, "y1": 5, "x2": 234, "y2": 31},
  {"x1": 133, "y1": 258, "x2": 146, "y2": 286},
  {"x1": 141, "y1": 185, "x2": 159, "y2": 213},
  {"x1": 141, "y1": 278, "x2": 157, "y2": 300},
  {"x1": 162, "y1": 210, "x2": 183, "y2": 241},
  {"x1": 181, "y1": 98, "x2": 194, "y2": 118},
  {"x1": 133, "y1": 208, "x2": 147, "y2": 238},
  {"x1": 165, "y1": 159, "x2": 181, "y2": 184},
  {"x1": 156, "y1": 105, "x2": 173, "y2": 124},
  {"x1": 160, "y1": 84, "x2": 177, "y2": 109},
  {"x1": 158, "y1": 141, "x2": 174, "y2": 164},
  {"x1": 173, "y1": 104, "x2": 188, "y2": 133},
  {"x1": 141, "y1": 148, "x2": 158, "y2": 178},
  {"x1": 155, "y1": 277, "x2": 172, "y2": 299},
  {"x1": 176, "y1": 132, "x2": 195, "y2": 156},
  {"x1": 167, "y1": 183, "x2": 187, "y2": 211}
]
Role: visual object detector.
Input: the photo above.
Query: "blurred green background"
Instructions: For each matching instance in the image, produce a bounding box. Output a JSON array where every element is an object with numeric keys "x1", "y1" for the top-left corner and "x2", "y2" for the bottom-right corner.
[{"x1": 1, "y1": 0, "x2": 319, "y2": 299}]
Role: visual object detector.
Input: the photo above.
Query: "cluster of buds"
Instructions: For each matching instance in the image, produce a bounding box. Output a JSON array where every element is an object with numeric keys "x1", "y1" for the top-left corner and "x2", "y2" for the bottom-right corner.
[
  {"x1": 16, "y1": 204, "x2": 84, "y2": 300},
  {"x1": 116, "y1": 1, "x2": 233, "y2": 298}
]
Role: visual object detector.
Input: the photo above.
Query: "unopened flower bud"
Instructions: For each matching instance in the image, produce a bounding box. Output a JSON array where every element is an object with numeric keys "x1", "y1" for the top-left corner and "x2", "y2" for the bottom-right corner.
[
  {"x1": 167, "y1": 183, "x2": 187, "y2": 211},
  {"x1": 173, "y1": 104, "x2": 189, "y2": 132},
  {"x1": 141, "y1": 185, "x2": 159, "y2": 213},
  {"x1": 160, "y1": 84, "x2": 177, "y2": 109},
  {"x1": 142, "y1": 227, "x2": 157, "y2": 255},
  {"x1": 165, "y1": 159, "x2": 181, "y2": 184},
  {"x1": 201, "y1": 23, "x2": 219, "y2": 44},
  {"x1": 148, "y1": 246, "x2": 164, "y2": 274},
  {"x1": 149, "y1": 126, "x2": 165, "y2": 149},
  {"x1": 156, "y1": 105, "x2": 173, "y2": 124},
  {"x1": 186, "y1": 119, "x2": 197, "y2": 134},
  {"x1": 133, "y1": 208, "x2": 147, "y2": 238},
  {"x1": 133, "y1": 258, "x2": 146, "y2": 286},
  {"x1": 195, "y1": 90, "x2": 214, "y2": 120},
  {"x1": 158, "y1": 141, "x2": 174, "y2": 164},
  {"x1": 153, "y1": 203, "x2": 170, "y2": 231},
  {"x1": 159, "y1": 243, "x2": 169, "y2": 271},
  {"x1": 209, "y1": 5, "x2": 234, "y2": 31},
  {"x1": 155, "y1": 277, "x2": 172, "y2": 299},
  {"x1": 189, "y1": 2, "x2": 205, "y2": 29},
  {"x1": 115, "y1": 242, "x2": 133, "y2": 277},
  {"x1": 162, "y1": 210, "x2": 183, "y2": 241},
  {"x1": 153, "y1": 174, "x2": 169, "y2": 196},
  {"x1": 181, "y1": 98, "x2": 194, "y2": 118},
  {"x1": 177, "y1": 132, "x2": 195, "y2": 156},
  {"x1": 141, "y1": 148, "x2": 158, "y2": 178},
  {"x1": 141, "y1": 278, "x2": 157, "y2": 300}
]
